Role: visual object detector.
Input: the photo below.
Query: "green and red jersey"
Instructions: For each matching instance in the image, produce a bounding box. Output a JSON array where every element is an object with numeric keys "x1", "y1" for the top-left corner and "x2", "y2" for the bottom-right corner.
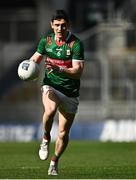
[{"x1": 36, "y1": 32, "x2": 84, "y2": 97}]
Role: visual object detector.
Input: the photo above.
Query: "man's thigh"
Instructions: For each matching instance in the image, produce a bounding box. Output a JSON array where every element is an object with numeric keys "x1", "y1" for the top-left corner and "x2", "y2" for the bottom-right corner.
[
  {"x1": 42, "y1": 85, "x2": 60, "y2": 111},
  {"x1": 58, "y1": 110, "x2": 76, "y2": 133}
]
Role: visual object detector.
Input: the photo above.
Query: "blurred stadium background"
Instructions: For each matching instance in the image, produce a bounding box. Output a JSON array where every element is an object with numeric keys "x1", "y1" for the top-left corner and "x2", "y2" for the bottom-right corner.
[{"x1": 0, "y1": 0, "x2": 136, "y2": 142}]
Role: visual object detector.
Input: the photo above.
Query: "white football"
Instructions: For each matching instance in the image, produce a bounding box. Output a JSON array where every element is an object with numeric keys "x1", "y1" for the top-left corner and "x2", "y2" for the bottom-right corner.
[{"x1": 18, "y1": 60, "x2": 40, "y2": 81}]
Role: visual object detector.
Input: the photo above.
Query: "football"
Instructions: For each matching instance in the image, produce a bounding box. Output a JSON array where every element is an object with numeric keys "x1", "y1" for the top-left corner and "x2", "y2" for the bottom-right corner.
[{"x1": 17, "y1": 60, "x2": 40, "y2": 81}]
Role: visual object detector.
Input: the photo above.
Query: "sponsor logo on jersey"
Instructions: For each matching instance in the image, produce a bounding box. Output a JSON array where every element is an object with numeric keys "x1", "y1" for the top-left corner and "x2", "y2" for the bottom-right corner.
[{"x1": 46, "y1": 48, "x2": 53, "y2": 52}]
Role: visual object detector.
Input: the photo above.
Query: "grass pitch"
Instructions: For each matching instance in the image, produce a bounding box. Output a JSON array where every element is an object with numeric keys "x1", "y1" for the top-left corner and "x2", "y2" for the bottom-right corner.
[{"x1": 0, "y1": 141, "x2": 136, "y2": 179}]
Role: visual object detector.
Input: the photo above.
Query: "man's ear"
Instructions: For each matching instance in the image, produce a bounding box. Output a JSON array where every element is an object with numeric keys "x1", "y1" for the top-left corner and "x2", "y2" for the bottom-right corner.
[{"x1": 50, "y1": 22, "x2": 53, "y2": 29}]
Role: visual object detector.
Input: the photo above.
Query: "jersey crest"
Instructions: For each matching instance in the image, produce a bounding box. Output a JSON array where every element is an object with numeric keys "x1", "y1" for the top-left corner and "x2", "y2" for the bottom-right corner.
[{"x1": 46, "y1": 36, "x2": 52, "y2": 45}]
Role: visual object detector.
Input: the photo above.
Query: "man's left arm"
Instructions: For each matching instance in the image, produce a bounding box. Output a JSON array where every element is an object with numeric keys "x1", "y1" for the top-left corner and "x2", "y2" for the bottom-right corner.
[
  {"x1": 62, "y1": 60, "x2": 84, "y2": 79},
  {"x1": 64, "y1": 40, "x2": 84, "y2": 79},
  {"x1": 45, "y1": 60, "x2": 84, "y2": 79}
]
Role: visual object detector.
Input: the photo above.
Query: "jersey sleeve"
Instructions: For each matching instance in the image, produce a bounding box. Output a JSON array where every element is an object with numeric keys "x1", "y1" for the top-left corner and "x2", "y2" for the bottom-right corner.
[
  {"x1": 72, "y1": 40, "x2": 84, "y2": 61},
  {"x1": 36, "y1": 37, "x2": 46, "y2": 55}
]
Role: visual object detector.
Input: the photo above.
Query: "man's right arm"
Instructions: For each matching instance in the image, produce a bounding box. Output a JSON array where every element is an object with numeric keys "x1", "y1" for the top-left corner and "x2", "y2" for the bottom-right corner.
[
  {"x1": 30, "y1": 37, "x2": 46, "y2": 64},
  {"x1": 30, "y1": 52, "x2": 43, "y2": 64}
]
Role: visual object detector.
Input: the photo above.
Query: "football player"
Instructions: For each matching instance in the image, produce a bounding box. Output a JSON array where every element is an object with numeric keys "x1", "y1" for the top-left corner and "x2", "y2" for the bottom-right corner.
[{"x1": 30, "y1": 9, "x2": 85, "y2": 175}]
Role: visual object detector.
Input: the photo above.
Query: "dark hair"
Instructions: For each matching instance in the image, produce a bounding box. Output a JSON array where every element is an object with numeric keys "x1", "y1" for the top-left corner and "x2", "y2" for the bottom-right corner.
[{"x1": 51, "y1": 9, "x2": 70, "y2": 23}]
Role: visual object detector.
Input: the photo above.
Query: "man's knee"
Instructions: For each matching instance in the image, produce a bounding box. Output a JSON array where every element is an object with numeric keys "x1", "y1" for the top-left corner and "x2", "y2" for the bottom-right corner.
[
  {"x1": 58, "y1": 130, "x2": 69, "y2": 140},
  {"x1": 44, "y1": 106, "x2": 57, "y2": 118}
]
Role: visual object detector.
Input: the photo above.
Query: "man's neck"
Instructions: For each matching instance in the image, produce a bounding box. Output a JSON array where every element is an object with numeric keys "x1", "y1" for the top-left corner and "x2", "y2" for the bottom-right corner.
[{"x1": 55, "y1": 31, "x2": 70, "y2": 42}]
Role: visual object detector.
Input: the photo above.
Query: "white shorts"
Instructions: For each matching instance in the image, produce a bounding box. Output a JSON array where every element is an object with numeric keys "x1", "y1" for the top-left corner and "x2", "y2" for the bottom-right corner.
[{"x1": 42, "y1": 85, "x2": 79, "y2": 114}]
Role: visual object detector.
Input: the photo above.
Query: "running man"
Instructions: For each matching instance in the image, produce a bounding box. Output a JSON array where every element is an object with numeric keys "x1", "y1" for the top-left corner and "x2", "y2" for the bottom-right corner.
[{"x1": 30, "y1": 9, "x2": 84, "y2": 175}]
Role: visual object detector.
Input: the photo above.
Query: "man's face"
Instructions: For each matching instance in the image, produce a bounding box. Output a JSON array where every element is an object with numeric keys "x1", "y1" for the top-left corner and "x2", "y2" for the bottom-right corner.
[{"x1": 51, "y1": 19, "x2": 69, "y2": 39}]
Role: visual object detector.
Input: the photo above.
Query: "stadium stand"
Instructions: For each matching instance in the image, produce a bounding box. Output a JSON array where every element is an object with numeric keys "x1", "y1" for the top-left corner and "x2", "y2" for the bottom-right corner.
[{"x1": 0, "y1": 0, "x2": 136, "y2": 141}]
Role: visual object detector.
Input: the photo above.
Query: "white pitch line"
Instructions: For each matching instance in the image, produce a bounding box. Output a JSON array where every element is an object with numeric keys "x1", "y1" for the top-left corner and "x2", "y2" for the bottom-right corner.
[{"x1": 20, "y1": 166, "x2": 41, "y2": 169}]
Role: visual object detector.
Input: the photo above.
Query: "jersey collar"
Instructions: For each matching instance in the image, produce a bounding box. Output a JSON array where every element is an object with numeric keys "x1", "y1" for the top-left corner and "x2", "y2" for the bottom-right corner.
[{"x1": 54, "y1": 31, "x2": 72, "y2": 43}]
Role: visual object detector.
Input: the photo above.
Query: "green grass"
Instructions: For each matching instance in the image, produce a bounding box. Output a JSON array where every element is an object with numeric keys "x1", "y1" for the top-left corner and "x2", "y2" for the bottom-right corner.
[{"x1": 0, "y1": 141, "x2": 136, "y2": 179}]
